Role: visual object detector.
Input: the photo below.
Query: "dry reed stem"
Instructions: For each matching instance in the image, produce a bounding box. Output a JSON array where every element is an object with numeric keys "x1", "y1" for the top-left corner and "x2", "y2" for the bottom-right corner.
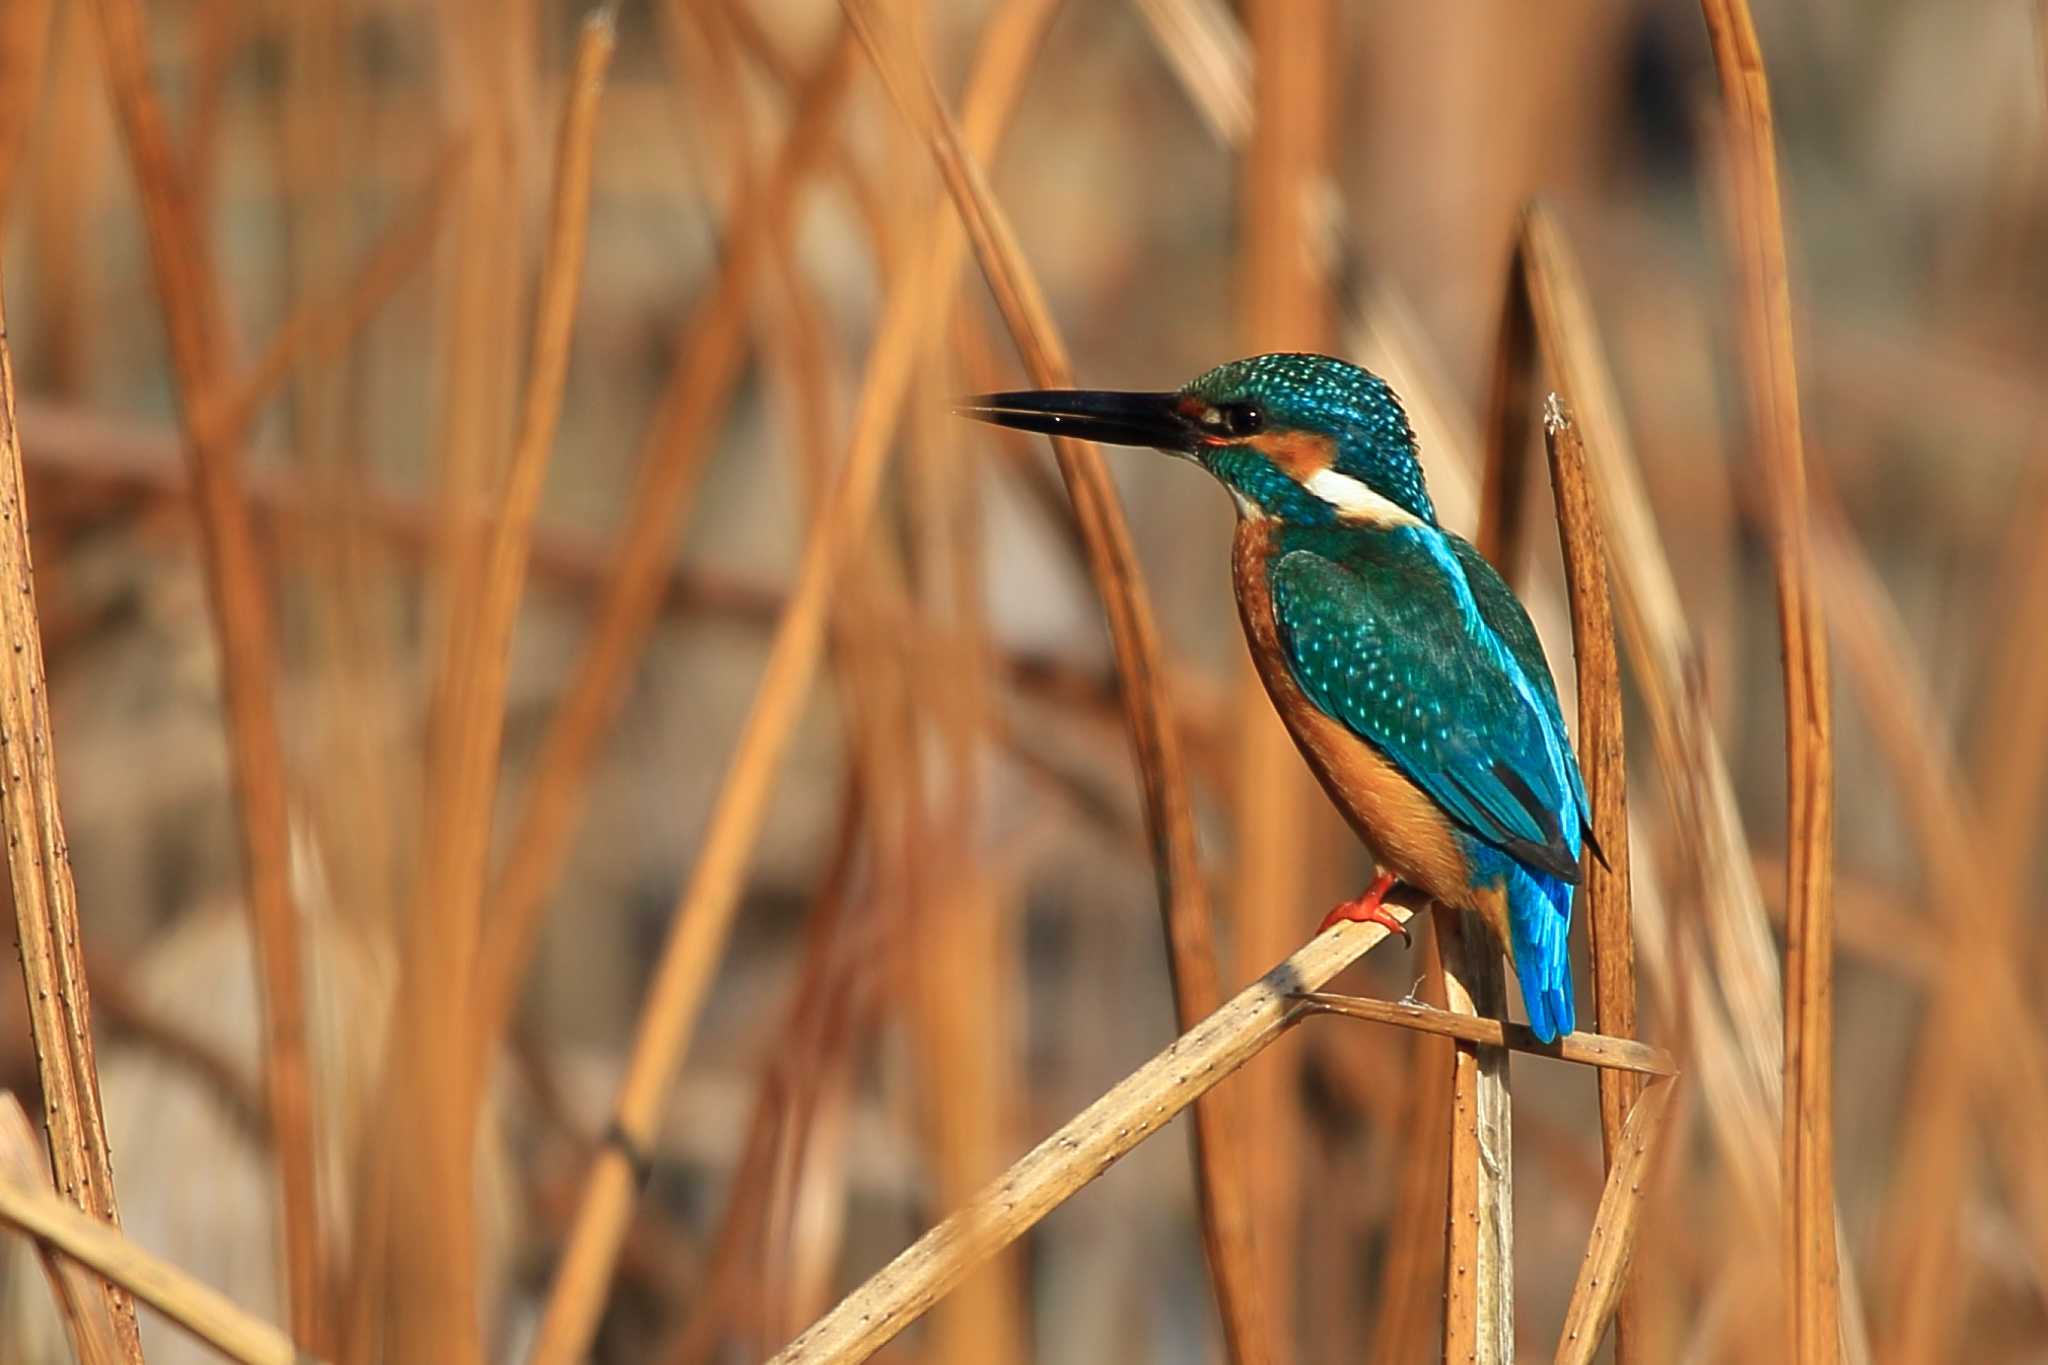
[
  {"x1": 1296, "y1": 995, "x2": 1675, "y2": 1077},
  {"x1": 1232, "y1": 0, "x2": 1335, "y2": 1351},
  {"x1": 768, "y1": 908, "x2": 1418, "y2": 1365},
  {"x1": 1431, "y1": 904, "x2": 1515, "y2": 1365},
  {"x1": 193, "y1": 140, "x2": 467, "y2": 458},
  {"x1": 522, "y1": 7, "x2": 1061, "y2": 1358},
  {"x1": 1810, "y1": 511, "x2": 2048, "y2": 1360},
  {"x1": 0, "y1": 0, "x2": 51, "y2": 225},
  {"x1": 362, "y1": 16, "x2": 616, "y2": 1362},
  {"x1": 1540, "y1": 397, "x2": 1645, "y2": 1347},
  {"x1": 469, "y1": 26, "x2": 855, "y2": 1064},
  {"x1": 1553, "y1": 1079, "x2": 1675, "y2": 1365},
  {"x1": 0, "y1": 1136, "x2": 308, "y2": 1365},
  {"x1": 86, "y1": 0, "x2": 322, "y2": 1345},
  {"x1": 1517, "y1": 207, "x2": 1872, "y2": 1363},
  {"x1": 444, "y1": 0, "x2": 614, "y2": 1151},
  {"x1": 837, "y1": 5, "x2": 1273, "y2": 1357},
  {"x1": 1367, "y1": 1012, "x2": 1451, "y2": 1364},
  {"x1": 1694, "y1": 7, "x2": 1839, "y2": 1357},
  {"x1": 0, "y1": 300, "x2": 138, "y2": 1362},
  {"x1": 1131, "y1": 0, "x2": 1251, "y2": 146},
  {"x1": 0, "y1": 1094, "x2": 125, "y2": 1364}
]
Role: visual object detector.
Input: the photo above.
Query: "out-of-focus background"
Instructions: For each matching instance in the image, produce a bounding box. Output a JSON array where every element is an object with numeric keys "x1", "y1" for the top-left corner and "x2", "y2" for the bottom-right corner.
[{"x1": 0, "y1": 1, "x2": 2043, "y2": 1362}]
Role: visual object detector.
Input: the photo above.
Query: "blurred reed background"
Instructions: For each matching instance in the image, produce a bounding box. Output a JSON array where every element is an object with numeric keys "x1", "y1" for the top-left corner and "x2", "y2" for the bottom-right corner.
[{"x1": 0, "y1": 0, "x2": 2043, "y2": 1362}]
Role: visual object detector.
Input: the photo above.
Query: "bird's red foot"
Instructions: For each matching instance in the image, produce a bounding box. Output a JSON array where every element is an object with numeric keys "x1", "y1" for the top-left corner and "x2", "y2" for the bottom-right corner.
[{"x1": 1319, "y1": 871, "x2": 1409, "y2": 944}]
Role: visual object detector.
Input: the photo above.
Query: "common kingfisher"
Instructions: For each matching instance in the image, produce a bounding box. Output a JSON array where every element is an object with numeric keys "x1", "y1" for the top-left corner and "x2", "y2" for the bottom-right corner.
[{"x1": 959, "y1": 354, "x2": 1591, "y2": 1042}]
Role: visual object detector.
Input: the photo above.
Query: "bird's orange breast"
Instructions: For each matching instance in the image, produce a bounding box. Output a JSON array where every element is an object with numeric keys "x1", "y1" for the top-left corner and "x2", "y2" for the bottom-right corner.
[{"x1": 1231, "y1": 519, "x2": 1484, "y2": 921}]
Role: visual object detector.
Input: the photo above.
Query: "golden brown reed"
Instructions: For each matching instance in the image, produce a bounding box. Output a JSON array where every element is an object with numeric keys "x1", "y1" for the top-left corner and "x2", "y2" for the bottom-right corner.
[
  {"x1": 835, "y1": 1, "x2": 1274, "y2": 1359},
  {"x1": 0, "y1": 1099, "x2": 302, "y2": 1365},
  {"x1": 1233, "y1": 1, "x2": 1335, "y2": 1355},
  {"x1": 85, "y1": 0, "x2": 323, "y2": 1345},
  {"x1": 0, "y1": 1095, "x2": 125, "y2": 1365},
  {"x1": 524, "y1": 5, "x2": 1063, "y2": 1358},
  {"x1": 0, "y1": 290, "x2": 141, "y2": 1361},
  {"x1": 1695, "y1": 5, "x2": 1839, "y2": 1359}
]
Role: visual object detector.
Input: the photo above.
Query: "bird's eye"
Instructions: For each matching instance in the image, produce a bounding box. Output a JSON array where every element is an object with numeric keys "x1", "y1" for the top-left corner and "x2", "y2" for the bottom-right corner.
[{"x1": 1204, "y1": 402, "x2": 1264, "y2": 438}]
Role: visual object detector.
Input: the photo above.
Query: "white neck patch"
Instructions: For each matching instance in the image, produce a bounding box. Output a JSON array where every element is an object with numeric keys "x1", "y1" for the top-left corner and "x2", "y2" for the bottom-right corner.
[{"x1": 1303, "y1": 468, "x2": 1425, "y2": 528}]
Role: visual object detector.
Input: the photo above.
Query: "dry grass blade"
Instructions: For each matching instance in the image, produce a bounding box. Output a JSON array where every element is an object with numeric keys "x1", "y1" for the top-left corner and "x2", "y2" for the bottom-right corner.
[
  {"x1": 1297, "y1": 995, "x2": 1674, "y2": 1077},
  {"x1": 1431, "y1": 904, "x2": 1515, "y2": 1365},
  {"x1": 469, "y1": 24, "x2": 856, "y2": 1065},
  {"x1": 194, "y1": 139, "x2": 468, "y2": 456},
  {"x1": 0, "y1": 1133, "x2": 308, "y2": 1365},
  {"x1": 768, "y1": 909, "x2": 1418, "y2": 1365},
  {"x1": 85, "y1": 0, "x2": 322, "y2": 1345},
  {"x1": 1810, "y1": 508, "x2": 2048, "y2": 1360},
  {"x1": 1132, "y1": 0, "x2": 1251, "y2": 146},
  {"x1": 1695, "y1": 6, "x2": 1839, "y2": 1357},
  {"x1": 0, "y1": 0, "x2": 52, "y2": 223},
  {"x1": 836, "y1": 4, "x2": 1272, "y2": 1357},
  {"x1": 367, "y1": 15, "x2": 617, "y2": 1362},
  {"x1": 521, "y1": 6, "x2": 1062, "y2": 1359},
  {"x1": 1554, "y1": 1079, "x2": 1675, "y2": 1365},
  {"x1": 1541, "y1": 397, "x2": 1644, "y2": 1345},
  {"x1": 441, "y1": 0, "x2": 615, "y2": 1176},
  {"x1": 1231, "y1": 0, "x2": 1334, "y2": 1351},
  {"x1": 0, "y1": 1095, "x2": 126, "y2": 1365},
  {"x1": 0, "y1": 284, "x2": 143, "y2": 1361}
]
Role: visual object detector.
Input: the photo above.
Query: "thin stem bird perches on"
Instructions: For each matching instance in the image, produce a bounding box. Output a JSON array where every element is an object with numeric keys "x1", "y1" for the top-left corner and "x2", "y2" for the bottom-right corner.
[{"x1": 768, "y1": 896, "x2": 1677, "y2": 1365}]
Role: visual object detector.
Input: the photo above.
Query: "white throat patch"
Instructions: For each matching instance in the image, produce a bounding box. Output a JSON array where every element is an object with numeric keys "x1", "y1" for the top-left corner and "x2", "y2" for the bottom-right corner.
[{"x1": 1302, "y1": 468, "x2": 1425, "y2": 528}]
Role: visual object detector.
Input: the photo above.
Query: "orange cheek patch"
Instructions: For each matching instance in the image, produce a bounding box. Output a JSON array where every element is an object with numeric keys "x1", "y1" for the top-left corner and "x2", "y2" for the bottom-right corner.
[{"x1": 1247, "y1": 430, "x2": 1337, "y2": 481}]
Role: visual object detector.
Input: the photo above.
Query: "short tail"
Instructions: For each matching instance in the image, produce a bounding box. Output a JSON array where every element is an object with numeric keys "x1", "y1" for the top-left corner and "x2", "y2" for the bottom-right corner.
[{"x1": 1506, "y1": 864, "x2": 1575, "y2": 1043}]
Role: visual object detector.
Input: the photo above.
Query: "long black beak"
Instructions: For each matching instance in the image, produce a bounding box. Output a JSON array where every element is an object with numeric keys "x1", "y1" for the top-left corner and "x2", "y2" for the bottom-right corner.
[{"x1": 955, "y1": 389, "x2": 1193, "y2": 453}]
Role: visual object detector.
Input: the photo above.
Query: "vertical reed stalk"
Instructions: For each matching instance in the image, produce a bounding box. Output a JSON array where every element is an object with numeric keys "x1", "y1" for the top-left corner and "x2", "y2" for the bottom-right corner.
[
  {"x1": 523, "y1": 8, "x2": 1062, "y2": 1358},
  {"x1": 468, "y1": 26, "x2": 856, "y2": 1062},
  {"x1": 87, "y1": 0, "x2": 324, "y2": 1348},
  {"x1": 0, "y1": 1093, "x2": 126, "y2": 1364},
  {"x1": 0, "y1": 285, "x2": 144, "y2": 1362},
  {"x1": 0, "y1": 0, "x2": 51, "y2": 225},
  {"x1": 1232, "y1": 0, "x2": 1335, "y2": 1351},
  {"x1": 836, "y1": 4, "x2": 1273, "y2": 1356},
  {"x1": 1695, "y1": 6, "x2": 1839, "y2": 1358},
  {"x1": 1541, "y1": 395, "x2": 1644, "y2": 1359}
]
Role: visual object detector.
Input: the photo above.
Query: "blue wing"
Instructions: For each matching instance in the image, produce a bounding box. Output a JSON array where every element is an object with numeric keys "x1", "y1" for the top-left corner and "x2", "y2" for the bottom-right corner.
[{"x1": 1268, "y1": 526, "x2": 1584, "y2": 1039}]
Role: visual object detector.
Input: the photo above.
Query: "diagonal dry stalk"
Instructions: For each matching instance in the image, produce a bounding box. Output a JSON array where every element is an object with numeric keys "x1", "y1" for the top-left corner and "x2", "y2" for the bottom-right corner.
[
  {"x1": 521, "y1": 5, "x2": 1064, "y2": 1359},
  {"x1": 0, "y1": 286, "x2": 143, "y2": 1363},
  {"x1": 1540, "y1": 393, "x2": 1644, "y2": 1353},
  {"x1": 468, "y1": 23, "x2": 855, "y2": 1068},
  {"x1": 0, "y1": 1095, "x2": 125, "y2": 1365},
  {"x1": 1694, "y1": 6, "x2": 1839, "y2": 1357},
  {"x1": 0, "y1": 1114, "x2": 307, "y2": 1365},
  {"x1": 85, "y1": 0, "x2": 322, "y2": 1345},
  {"x1": 192, "y1": 139, "x2": 468, "y2": 461},
  {"x1": 768, "y1": 909, "x2": 1418, "y2": 1365},
  {"x1": 770, "y1": 898, "x2": 1678, "y2": 1365},
  {"x1": 1553, "y1": 1078, "x2": 1676, "y2": 1365},
  {"x1": 835, "y1": 4, "x2": 1273, "y2": 1357}
]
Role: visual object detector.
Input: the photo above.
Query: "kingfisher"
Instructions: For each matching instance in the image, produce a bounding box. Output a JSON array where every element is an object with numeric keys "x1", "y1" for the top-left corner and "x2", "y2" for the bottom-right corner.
[{"x1": 959, "y1": 354, "x2": 1591, "y2": 1041}]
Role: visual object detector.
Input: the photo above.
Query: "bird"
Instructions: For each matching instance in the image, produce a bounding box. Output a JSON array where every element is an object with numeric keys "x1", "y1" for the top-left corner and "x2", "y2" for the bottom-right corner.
[{"x1": 957, "y1": 353, "x2": 1591, "y2": 1042}]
